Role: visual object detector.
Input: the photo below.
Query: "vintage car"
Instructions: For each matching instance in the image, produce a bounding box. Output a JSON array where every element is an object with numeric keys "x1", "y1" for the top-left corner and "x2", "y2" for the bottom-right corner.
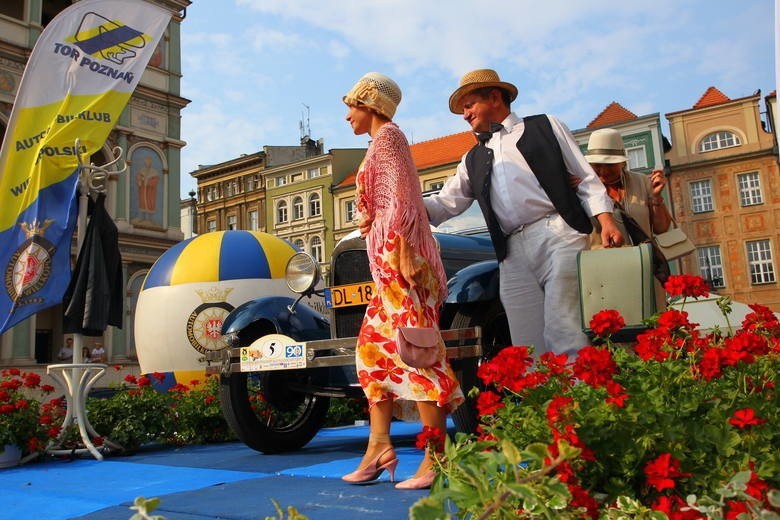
[{"x1": 206, "y1": 200, "x2": 512, "y2": 453}]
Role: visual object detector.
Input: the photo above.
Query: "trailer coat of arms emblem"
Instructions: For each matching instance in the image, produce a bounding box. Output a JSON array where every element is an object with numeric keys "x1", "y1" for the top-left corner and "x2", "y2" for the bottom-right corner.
[{"x1": 186, "y1": 286, "x2": 235, "y2": 354}]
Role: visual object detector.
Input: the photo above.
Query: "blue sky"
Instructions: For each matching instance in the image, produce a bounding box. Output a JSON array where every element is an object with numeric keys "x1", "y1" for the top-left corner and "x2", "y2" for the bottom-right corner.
[{"x1": 179, "y1": 0, "x2": 777, "y2": 198}]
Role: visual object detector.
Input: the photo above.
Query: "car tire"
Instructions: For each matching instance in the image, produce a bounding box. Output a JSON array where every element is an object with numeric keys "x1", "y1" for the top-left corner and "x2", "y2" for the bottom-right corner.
[
  {"x1": 448, "y1": 300, "x2": 511, "y2": 435},
  {"x1": 219, "y1": 370, "x2": 330, "y2": 454}
]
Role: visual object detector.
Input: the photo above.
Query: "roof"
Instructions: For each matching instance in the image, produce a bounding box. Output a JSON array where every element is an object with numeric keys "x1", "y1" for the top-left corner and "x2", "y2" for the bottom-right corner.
[
  {"x1": 409, "y1": 131, "x2": 477, "y2": 170},
  {"x1": 587, "y1": 102, "x2": 637, "y2": 128},
  {"x1": 693, "y1": 87, "x2": 731, "y2": 109}
]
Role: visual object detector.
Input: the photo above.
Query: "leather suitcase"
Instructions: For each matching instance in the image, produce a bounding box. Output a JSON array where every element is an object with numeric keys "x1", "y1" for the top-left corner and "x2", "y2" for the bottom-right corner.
[{"x1": 577, "y1": 243, "x2": 657, "y2": 340}]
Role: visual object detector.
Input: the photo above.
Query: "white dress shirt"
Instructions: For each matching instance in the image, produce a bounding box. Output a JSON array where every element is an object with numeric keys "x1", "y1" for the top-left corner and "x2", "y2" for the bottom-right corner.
[{"x1": 425, "y1": 113, "x2": 613, "y2": 234}]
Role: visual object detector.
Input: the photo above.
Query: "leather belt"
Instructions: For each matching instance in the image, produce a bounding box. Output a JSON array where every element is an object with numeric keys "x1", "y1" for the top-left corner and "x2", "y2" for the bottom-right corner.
[{"x1": 506, "y1": 212, "x2": 557, "y2": 238}]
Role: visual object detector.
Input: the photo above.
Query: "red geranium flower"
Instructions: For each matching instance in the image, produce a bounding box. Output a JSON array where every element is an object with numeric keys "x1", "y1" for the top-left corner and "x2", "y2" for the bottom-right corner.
[
  {"x1": 605, "y1": 380, "x2": 628, "y2": 408},
  {"x1": 644, "y1": 453, "x2": 691, "y2": 492},
  {"x1": 545, "y1": 395, "x2": 573, "y2": 424},
  {"x1": 476, "y1": 390, "x2": 504, "y2": 416},
  {"x1": 416, "y1": 425, "x2": 445, "y2": 453},
  {"x1": 728, "y1": 408, "x2": 766, "y2": 429},
  {"x1": 724, "y1": 500, "x2": 749, "y2": 520},
  {"x1": 651, "y1": 495, "x2": 701, "y2": 520},
  {"x1": 635, "y1": 328, "x2": 672, "y2": 362},
  {"x1": 572, "y1": 346, "x2": 617, "y2": 388},
  {"x1": 566, "y1": 483, "x2": 599, "y2": 520},
  {"x1": 694, "y1": 347, "x2": 722, "y2": 381},
  {"x1": 664, "y1": 274, "x2": 710, "y2": 298},
  {"x1": 589, "y1": 309, "x2": 625, "y2": 338},
  {"x1": 477, "y1": 345, "x2": 533, "y2": 390}
]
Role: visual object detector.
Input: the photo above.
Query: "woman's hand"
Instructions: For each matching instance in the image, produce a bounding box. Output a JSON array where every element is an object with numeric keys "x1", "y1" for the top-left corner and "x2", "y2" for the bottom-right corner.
[
  {"x1": 398, "y1": 235, "x2": 424, "y2": 289},
  {"x1": 650, "y1": 169, "x2": 666, "y2": 198}
]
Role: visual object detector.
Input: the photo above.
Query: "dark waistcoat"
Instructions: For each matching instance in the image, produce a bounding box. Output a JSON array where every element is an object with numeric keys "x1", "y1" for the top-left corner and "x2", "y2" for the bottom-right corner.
[{"x1": 465, "y1": 114, "x2": 593, "y2": 262}]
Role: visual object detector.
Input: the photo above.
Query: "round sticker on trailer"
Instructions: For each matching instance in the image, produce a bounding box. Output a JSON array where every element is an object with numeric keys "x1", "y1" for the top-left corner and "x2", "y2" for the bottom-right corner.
[{"x1": 240, "y1": 334, "x2": 307, "y2": 372}]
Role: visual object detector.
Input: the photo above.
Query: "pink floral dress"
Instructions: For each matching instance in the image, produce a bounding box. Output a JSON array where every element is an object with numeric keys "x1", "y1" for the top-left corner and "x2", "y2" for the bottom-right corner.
[{"x1": 355, "y1": 123, "x2": 464, "y2": 420}]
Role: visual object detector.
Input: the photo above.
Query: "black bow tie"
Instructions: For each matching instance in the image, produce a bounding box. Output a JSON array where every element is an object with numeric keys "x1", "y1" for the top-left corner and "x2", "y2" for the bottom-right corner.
[{"x1": 477, "y1": 122, "x2": 504, "y2": 144}]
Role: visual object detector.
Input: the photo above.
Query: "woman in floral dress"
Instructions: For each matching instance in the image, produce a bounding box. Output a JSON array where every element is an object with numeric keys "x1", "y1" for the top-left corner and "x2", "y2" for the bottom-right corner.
[{"x1": 340, "y1": 72, "x2": 464, "y2": 489}]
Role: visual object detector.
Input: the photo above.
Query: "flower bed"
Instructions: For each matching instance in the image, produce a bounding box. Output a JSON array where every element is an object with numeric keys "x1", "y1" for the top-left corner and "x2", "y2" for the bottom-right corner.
[
  {"x1": 412, "y1": 275, "x2": 779, "y2": 519},
  {"x1": 0, "y1": 368, "x2": 62, "y2": 460}
]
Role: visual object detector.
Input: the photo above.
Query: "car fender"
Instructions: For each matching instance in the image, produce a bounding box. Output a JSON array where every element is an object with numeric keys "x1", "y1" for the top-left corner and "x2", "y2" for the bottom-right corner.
[
  {"x1": 221, "y1": 296, "x2": 331, "y2": 341},
  {"x1": 444, "y1": 259, "x2": 500, "y2": 304}
]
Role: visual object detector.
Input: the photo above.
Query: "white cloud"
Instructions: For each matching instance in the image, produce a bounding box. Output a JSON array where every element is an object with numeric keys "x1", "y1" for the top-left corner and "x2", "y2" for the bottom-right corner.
[{"x1": 177, "y1": 0, "x2": 774, "y2": 196}]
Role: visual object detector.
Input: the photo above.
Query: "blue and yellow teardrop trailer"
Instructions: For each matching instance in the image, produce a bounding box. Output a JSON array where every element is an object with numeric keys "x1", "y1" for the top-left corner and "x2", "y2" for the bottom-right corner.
[{"x1": 134, "y1": 231, "x2": 300, "y2": 391}]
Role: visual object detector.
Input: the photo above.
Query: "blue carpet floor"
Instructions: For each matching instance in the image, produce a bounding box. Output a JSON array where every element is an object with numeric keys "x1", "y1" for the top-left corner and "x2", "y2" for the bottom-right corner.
[{"x1": 0, "y1": 421, "x2": 436, "y2": 520}]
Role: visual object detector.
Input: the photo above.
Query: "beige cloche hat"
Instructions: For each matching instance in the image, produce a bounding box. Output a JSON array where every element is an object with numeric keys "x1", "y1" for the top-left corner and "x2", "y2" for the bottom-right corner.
[
  {"x1": 449, "y1": 69, "x2": 518, "y2": 114},
  {"x1": 585, "y1": 128, "x2": 629, "y2": 164},
  {"x1": 343, "y1": 72, "x2": 402, "y2": 120}
]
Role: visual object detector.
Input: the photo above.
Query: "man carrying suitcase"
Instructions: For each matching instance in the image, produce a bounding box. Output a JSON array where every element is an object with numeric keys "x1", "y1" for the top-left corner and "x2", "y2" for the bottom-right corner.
[{"x1": 424, "y1": 69, "x2": 624, "y2": 358}]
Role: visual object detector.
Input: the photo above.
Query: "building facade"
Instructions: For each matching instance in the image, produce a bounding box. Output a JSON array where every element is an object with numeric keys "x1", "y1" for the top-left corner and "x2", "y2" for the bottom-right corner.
[
  {"x1": 665, "y1": 88, "x2": 779, "y2": 309},
  {"x1": 0, "y1": 0, "x2": 191, "y2": 368}
]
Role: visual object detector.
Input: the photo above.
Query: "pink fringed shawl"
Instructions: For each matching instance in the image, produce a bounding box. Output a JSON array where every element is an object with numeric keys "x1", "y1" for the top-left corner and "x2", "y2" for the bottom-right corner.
[{"x1": 357, "y1": 123, "x2": 447, "y2": 302}]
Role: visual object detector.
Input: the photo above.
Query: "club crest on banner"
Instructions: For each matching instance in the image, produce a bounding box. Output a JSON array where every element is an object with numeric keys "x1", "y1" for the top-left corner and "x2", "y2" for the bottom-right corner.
[{"x1": 4, "y1": 219, "x2": 55, "y2": 305}]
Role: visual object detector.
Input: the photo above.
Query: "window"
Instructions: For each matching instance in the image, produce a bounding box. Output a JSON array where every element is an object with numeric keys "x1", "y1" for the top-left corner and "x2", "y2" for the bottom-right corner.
[
  {"x1": 345, "y1": 200, "x2": 356, "y2": 223},
  {"x1": 0, "y1": 1, "x2": 24, "y2": 20},
  {"x1": 626, "y1": 146, "x2": 648, "y2": 169},
  {"x1": 746, "y1": 240, "x2": 775, "y2": 284},
  {"x1": 737, "y1": 172, "x2": 763, "y2": 206},
  {"x1": 248, "y1": 210, "x2": 258, "y2": 231},
  {"x1": 428, "y1": 181, "x2": 445, "y2": 191},
  {"x1": 293, "y1": 239, "x2": 305, "y2": 251},
  {"x1": 697, "y1": 246, "x2": 725, "y2": 289},
  {"x1": 700, "y1": 131, "x2": 740, "y2": 152},
  {"x1": 227, "y1": 215, "x2": 237, "y2": 230},
  {"x1": 308, "y1": 168, "x2": 320, "y2": 179},
  {"x1": 276, "y1": 176, "x2": 287, "y2": 186},
  {"x1": 310, "y1": 236, "x2": 323, "y2": 263},
  {"x1": 276, "y1": 201, "x2": 288, "y2": 223},
  {"x1": 292, "y1": 196, "x2": 304, "y2": 220},
  {"x1": 690, "y1": 179, "x2": 713, "y2": 213},
  {"x1": 225, "y1": 182, "x2": 233, "y2": 197},
  {"x1": 207, "y1": 220, "x2": 217, "y2": 233},
  {"x1": 309, "y1": 193, "x2": 321, "y2": 217},
  {"x1": 245, "y1": 175, "x2": 259, "y2": 191},
  {"x1": 291, "y1": 172, "x2": 304, "y2": 183}
]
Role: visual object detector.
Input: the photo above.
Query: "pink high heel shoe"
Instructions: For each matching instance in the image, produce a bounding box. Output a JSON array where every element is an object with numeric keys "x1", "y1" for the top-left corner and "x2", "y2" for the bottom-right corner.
[
  {"x1": 342, "y1": 447, "x2": 398, "y2": 484},
  {"x1": 394, "y1": 469, "x2": 436, "y2": 490}
]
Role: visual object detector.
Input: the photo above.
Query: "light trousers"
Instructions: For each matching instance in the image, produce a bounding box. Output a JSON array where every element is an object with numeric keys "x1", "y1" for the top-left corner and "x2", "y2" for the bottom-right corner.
[{"x1": 498, "y1": 213, "x2": 589, "y2": 359}]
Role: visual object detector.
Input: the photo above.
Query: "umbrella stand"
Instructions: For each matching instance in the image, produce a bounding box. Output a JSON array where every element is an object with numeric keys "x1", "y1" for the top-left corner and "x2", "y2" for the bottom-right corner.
[{"x1": 46, "y1": 141, "x2": 126, "y2": 460}]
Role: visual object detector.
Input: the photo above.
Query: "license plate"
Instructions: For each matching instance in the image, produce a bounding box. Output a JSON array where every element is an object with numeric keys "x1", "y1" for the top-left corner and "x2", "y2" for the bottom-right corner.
[
  {"x1": 324, "y1": 281, "x2": 376, "y2": 308},
  {"x1": 239, "y1": 334, "x2": 307, "y2": 372}
]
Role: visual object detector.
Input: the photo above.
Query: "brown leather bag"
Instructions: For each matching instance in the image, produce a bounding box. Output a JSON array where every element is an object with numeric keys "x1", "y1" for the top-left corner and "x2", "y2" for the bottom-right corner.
[{"x1": 396, "y1": 327, "x2": 441, "y2": 369}]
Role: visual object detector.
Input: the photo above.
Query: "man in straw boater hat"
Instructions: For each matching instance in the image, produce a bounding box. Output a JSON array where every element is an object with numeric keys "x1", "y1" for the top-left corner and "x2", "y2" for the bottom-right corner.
[{"x1": 423, "y1": 69, "x2": 624, "y2": 358}]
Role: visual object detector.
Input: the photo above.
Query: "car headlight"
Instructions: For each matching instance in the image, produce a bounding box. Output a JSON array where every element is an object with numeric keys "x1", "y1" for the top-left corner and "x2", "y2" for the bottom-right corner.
[{"x1": 286, "y1": 252, "x2": 321, "y2": 293}]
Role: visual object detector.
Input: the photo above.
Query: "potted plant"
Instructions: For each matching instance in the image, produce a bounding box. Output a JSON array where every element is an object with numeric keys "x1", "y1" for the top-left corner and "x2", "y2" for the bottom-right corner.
[
  {"x1": 412, "y1": 275, "x2": 779, "y2": 518},
  {"x1": 0, "y1": 368, "x2": 60, "y2": 466}
]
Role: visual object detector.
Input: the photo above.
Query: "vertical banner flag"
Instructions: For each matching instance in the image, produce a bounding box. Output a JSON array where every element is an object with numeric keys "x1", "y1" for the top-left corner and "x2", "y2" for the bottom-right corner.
[{"x1": 0, "y1": 0, "x2": 171, "y2": 334}]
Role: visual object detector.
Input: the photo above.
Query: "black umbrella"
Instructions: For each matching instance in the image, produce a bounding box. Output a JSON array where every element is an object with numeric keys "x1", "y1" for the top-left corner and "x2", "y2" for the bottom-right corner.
[{"x1": 62, "y1": 191, "x2": 123, "y2": 336}]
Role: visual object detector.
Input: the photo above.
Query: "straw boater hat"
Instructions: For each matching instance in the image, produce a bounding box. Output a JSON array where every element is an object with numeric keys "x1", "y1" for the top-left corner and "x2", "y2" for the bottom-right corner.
[
  {"x1": 585, "y1": 128, "x2": 629, "y2": 164},
  {"x1": 343, "y1": 72, "x2": 402, "y2": 120},
  {"x1": 449, "y1": 69, "x2": 518, "y2": 114}
]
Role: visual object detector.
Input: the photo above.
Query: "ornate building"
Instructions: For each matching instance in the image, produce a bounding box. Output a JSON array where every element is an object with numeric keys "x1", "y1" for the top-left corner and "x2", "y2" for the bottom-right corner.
[
  {"x1": 665, "y1": 87, "x2": 779, "y2": 309},
  {"x1": 0, "y1": 0, "x2": 191, "y2": 368}
]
